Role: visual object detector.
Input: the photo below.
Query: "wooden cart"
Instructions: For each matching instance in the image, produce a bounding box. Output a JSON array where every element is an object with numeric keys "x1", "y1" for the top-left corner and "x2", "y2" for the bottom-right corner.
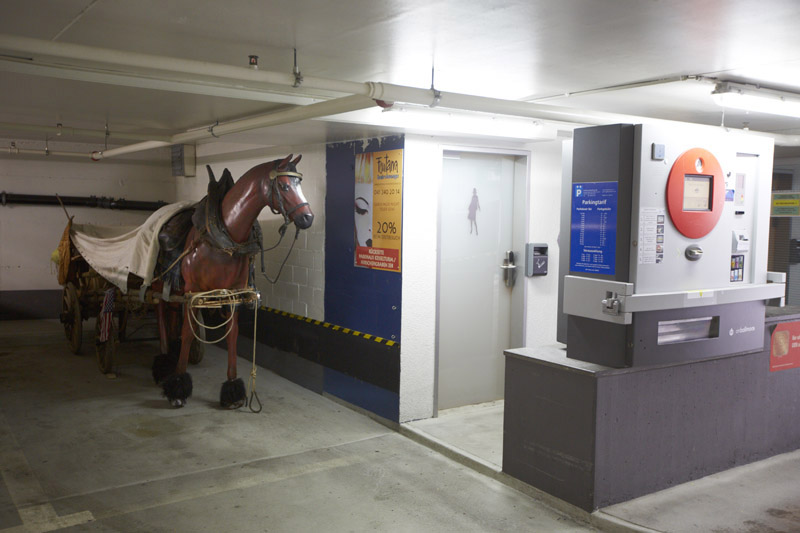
[{"x1": 56, "y1": 220, "x2": 204, "y2": 374}]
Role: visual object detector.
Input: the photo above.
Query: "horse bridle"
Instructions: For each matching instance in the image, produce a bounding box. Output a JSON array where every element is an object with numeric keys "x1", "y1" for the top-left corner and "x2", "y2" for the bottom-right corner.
[
  {"x1": 259, "y1": 166, "x2": 310, "y2": 284},
  {"x1": 267, "y1": 168, "x2": 309, "y2": 228}
]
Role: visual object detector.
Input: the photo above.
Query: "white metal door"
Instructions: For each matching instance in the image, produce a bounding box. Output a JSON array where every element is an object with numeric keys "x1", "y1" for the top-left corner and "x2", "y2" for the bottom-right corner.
[{"x1": 437, "y1": 151, "x2": 522, "y2": 410}]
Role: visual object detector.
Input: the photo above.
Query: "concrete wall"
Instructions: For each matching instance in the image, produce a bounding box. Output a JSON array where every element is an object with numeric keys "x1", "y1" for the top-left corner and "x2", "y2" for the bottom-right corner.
[
  {"x1": 188, "y1": 144, "x2": 327, "y2": 320},
  {"x1": 524, "y1": 139, "x2": 565, "y2": 347},
  {"x1": 0, "y1": 138, "x2": 172, "y2": 317},
  {"x1": 399, "y1": 136, "x2": 442, "y2": 422}
]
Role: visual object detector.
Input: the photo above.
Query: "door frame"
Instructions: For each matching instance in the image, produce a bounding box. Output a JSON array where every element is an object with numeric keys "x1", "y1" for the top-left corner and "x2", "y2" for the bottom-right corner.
[{"x1": 434, "y1": 145, "x2": 531, "y2": 415}]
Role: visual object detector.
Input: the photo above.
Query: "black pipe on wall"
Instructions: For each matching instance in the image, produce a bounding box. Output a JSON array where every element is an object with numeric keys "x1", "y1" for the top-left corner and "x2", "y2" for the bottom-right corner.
[{"x1": 0, "y1": 191, "x2": 168, "y2": 211}]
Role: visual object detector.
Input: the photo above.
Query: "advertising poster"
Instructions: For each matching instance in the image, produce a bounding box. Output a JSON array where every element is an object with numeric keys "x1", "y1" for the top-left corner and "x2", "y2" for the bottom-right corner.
[
  {"x1": 354, "y1": 149, "x2": 403, "y2": 272},
  {"x1": 770, "y1": 321, "x2": 800, "y2": 372}
]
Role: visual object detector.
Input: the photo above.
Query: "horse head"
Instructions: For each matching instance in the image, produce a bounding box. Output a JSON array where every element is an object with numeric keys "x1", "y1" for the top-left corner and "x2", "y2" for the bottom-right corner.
[{"x1": 266, "y1": 154, "x2": 314, "y2": 230}]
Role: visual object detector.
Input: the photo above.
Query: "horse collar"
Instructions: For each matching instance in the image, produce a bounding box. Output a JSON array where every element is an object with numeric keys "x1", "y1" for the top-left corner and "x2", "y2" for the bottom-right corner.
[{"x1": 191, "y1": 181, "x2": 262, "y2": 257}]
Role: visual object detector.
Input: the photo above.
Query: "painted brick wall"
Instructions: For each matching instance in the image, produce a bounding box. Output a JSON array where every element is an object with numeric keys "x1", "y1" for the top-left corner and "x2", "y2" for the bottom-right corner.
[{"x1": 0, "y1": 138, "x2": 173, "y2": 293}]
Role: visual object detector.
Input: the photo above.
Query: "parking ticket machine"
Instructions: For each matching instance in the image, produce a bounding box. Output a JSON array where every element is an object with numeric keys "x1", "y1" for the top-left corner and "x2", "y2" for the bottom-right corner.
[{"x1": 563, "y1": 123, "x2": 785, "y2": 367}]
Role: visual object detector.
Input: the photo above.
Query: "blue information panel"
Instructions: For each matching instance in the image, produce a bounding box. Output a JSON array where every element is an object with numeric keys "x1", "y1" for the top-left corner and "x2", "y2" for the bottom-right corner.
[{"x1": 570, "y1": 181, "x2": 617, "y2": 275}]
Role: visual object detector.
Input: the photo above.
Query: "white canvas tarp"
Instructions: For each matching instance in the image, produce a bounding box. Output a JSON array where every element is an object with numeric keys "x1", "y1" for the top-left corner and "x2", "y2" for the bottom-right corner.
[{"x1": 70, "y1": 201, "x2": 195, "y2": 293}]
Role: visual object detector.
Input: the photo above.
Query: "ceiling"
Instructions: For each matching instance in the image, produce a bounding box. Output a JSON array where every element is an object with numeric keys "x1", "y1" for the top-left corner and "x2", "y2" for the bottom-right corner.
[{"x1": 2, "y1": 0, "x2": 800, "y2": 157}]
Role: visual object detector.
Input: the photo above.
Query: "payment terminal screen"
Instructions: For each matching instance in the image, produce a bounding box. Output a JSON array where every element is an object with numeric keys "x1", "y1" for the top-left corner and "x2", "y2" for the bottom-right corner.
[{"x1": 683, "y1": 175, "x2": 712, "y2": 211}]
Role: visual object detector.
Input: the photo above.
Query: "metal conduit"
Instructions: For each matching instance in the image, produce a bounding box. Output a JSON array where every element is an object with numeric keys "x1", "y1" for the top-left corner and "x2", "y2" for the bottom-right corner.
[
  {"x1": 3, "y1": 146, "x2": 93, "y2": 158},
  {"x1": 0, "y1": 191, "x2": 167, "y2": 211},
  {"x1": 0, "y1": 121, "x2": 171, "y2": 142}
]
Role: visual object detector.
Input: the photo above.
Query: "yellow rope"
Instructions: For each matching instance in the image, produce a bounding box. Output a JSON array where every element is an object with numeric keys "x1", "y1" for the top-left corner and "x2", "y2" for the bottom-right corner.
[
  {"x1": 186, "y1": 289, "x2": 257, "y2": 344},
  {"x1": 248, "y1": 300, "x2": 261, "y2": 412},
  {"x1": 185, "y1": 288, "x2": 262, "y2": 412}
]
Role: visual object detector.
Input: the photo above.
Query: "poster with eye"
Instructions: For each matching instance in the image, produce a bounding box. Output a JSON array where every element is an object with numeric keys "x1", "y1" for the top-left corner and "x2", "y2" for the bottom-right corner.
[{"x1": 354, "y1": 149, "x2": 403, "y2": 272}]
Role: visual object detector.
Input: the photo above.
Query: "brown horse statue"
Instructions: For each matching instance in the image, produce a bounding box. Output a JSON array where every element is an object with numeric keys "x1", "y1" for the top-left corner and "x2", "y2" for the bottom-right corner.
[{"x1": 151, "y1": 154, "x2": 313, "y2": 408}]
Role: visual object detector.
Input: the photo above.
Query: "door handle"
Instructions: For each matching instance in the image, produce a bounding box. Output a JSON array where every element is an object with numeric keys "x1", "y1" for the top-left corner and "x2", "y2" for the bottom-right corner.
[{"x1": 502, "y1": 251, "x2": 517, "y2": 288}]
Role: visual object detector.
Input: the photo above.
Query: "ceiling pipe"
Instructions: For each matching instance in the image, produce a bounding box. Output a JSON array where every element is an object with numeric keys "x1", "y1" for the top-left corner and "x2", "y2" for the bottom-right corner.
[
  {"x1": 365, "y1": 82, "x2": 618, "y2": 125},
  {"x1": 3, "y1": 145, "x2": 92, "y2": 158},
  {"x1": 0, "y1": 191, "x2": 166, "y2": 211},
  {"x1": 172, "y1": 94, "x2": 374, "y2": 143},
  {"x1": 0, "y1": 121, "x2": 171, "y2": 142},
  {"x1": 2, "y1": 34, "x2": 800, "y2": 146},
  {"x1": 0, "y1": 34, "x2": 364, "y2": 95},
  {"x1": 91, "y1": 140, "x2": 170, "y2": 160},
  {"x1": 525, "y1": 75, "x2": 711, "y2": 103},
  {"x1": 364, "y1": 82, "x2": 800, "y2": 146},
  {"x1": 92, "y1": 94, "x2": 375, "y2": 160},
  {"x1": 0, "y1": 56, "x2": 324, "y2": 106}
]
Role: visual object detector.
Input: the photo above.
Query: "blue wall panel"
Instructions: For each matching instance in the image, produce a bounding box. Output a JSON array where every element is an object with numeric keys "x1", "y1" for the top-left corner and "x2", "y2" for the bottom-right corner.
[
  {"x1": 324, "y1": 368, "x2": 399, "y2": 422},
  {"x1": 325, "y1": 135, "x2": 404, "y2": 342}
]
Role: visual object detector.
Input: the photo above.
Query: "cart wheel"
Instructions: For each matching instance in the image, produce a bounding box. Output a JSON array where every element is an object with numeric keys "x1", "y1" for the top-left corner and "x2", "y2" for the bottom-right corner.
[
  {"x1": 62, "y1": 283, "x2": 82, "y2": 354},
  {"x1": 95, "y1": 316, "x2": 116, "y2": 374},
  {"x1": 189, "y1": 309, "x2": 205, "y2": 365},
  {"x1": 117, "y1": 308, "x2": 128, "y2": 342}
]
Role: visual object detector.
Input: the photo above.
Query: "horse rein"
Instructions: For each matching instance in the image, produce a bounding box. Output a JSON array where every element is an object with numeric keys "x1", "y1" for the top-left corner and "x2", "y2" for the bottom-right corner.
[
  {"x1": 268, "y1": 168, "x2": 310, "y2": 224},
  {"x1": 259, "y1": 167, "x2": 309, "y2": 285}
]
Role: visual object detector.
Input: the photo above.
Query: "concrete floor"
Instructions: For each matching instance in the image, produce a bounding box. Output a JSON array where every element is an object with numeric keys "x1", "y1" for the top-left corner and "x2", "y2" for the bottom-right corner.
[
  {"x1": 600, "y1": 448, "x2": 800, "y2": 532},
  {"x1": 405, "y1": 401, "x2": 504, "y2": 470},
  {"x1": 405, "y1": 395, "x2": 800, "y2": 533},
  {"x1": 0, "y1": 319, "x2": 596, "y2": 533}
]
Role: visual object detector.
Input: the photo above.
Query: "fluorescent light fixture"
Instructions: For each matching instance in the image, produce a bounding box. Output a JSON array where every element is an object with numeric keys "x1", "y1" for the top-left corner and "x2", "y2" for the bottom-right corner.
[
  {"x1": 711, "y1": 81, "x2": 800, "y2": 118},
  {"x1": 321, "y1": 105, "x2": 558, "y2": 142}
]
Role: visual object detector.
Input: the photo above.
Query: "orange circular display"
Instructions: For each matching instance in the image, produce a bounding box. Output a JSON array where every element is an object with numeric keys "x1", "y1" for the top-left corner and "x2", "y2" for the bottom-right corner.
[{"x1": 666, "y1": 147, "x2": 725, "y2": 239}]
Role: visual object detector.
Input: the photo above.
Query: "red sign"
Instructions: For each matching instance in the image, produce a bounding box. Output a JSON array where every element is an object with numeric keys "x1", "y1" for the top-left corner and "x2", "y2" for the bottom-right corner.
[
  {"x1": 355, "y1": 246, "x2": 400, "y2": 272},
  {"x1": 770, "y1": 321, "x2": 800, "y2": 372}
]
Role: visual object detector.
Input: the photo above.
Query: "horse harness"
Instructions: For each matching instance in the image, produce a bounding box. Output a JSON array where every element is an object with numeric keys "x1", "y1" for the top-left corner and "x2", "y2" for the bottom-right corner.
[
  {"x1": 155, "y1": 164, "x2": 306, "y2": 291},
  {"x1": 266, "y1": 168, "x2": 309, "y2": 230}
]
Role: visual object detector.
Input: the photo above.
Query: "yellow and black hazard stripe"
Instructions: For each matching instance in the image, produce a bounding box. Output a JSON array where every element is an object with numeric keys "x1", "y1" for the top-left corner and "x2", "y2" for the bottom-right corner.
[{"x1": 262, "y1": 307, "x2": 398, "y2": 346}]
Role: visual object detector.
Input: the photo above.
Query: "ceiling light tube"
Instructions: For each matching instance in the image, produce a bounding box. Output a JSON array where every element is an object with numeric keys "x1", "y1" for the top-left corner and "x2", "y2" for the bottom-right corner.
[{"x1": 712, "y1": 82, "x2": 800, "y2": 118}]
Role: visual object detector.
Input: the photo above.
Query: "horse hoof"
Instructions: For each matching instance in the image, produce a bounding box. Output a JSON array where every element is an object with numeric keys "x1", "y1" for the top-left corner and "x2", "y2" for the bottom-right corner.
[
  {"x1": 162, "y1": 372, "x2": 193, "y2": 405},
  {"x1": 220, "y1": 378, "x2": 246, "y2": 409}
]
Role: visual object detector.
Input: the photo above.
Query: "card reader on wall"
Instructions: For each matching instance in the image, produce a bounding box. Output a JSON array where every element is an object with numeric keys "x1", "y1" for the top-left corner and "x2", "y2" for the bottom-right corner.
[
  {"x1": 732, "y1": 229, "x2": 750, "y2": 252},
  {"x1": 526, "y1": 243, "x2": 548, "y2": 276}
]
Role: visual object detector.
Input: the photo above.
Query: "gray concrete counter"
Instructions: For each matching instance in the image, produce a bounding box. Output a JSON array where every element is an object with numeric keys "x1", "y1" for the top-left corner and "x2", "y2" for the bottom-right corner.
[{"x1": 503, "y1": 310, "x2": 800, "y2": 511}]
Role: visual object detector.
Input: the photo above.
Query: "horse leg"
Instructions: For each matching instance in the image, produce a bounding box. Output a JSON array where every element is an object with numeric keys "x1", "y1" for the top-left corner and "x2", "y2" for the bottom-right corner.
[
  {"x1": 157, "y1": 300, "x2": 169, "y2": 354},
  {"x1": 220, "y1": 309, "x2": 246, "y2": 409},
  {"x1": 161, "y1": 304, "x2": 195, "y2": 407},
  {"x1": 152, "y1": 299, "x2": 178, "y2": 383}
]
